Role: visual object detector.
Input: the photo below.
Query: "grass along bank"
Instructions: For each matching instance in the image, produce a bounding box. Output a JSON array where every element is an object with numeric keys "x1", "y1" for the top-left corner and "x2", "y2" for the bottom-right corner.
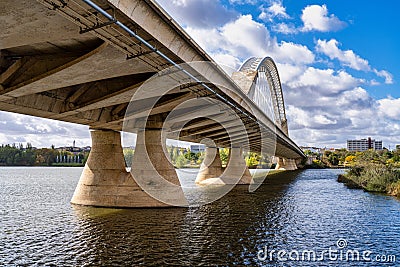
[
  {"x1": 338, "y1": 163, "x2": 400, "y2": 197},
  {"x1": 336, "y1": 148, "x2": 400, "y2": 197}
]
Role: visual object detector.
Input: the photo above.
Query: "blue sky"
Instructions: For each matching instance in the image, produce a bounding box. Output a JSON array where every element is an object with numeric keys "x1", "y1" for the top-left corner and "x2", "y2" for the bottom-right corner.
[{"x1": 0, "y1": 0, "x2": 399, "y2": 149}]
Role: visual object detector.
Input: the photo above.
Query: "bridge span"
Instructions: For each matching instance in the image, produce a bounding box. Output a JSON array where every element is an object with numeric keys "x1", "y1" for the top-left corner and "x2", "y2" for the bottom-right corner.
[{"x1": 0, "y1": 0, "x2": 305, "y2": 207}]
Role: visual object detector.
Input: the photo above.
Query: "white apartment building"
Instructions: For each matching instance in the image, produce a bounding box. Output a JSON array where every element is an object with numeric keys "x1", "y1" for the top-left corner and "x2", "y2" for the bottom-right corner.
[{"x1": 347, "y1": 137, "x2": 383, "y2": 151}]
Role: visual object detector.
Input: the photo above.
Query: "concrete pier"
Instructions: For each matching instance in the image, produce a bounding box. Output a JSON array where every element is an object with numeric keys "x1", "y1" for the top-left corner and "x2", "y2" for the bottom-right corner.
[
  {"x1": 195, "y1": 147, "x2": 223, "y2": 184},
  {"x1": 71, "y1": 129, "x2": 183, "y2": 208},
  {"x1": 275, "y1": 157, "x2": 298, "y2": 170},
  {"x1": 196, "y1": 147, "x2": 253, "y2": 185},
  {"x1": 131, "y1": 128, "x2": 187, "y2": 207},
  {"x1": 221, "y1": 147, "x2": 253, "y2": 185}
]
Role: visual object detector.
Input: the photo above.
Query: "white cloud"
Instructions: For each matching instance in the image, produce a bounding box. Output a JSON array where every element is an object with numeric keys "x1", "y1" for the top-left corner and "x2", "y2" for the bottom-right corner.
[
  {"x1": 212, "y1": 53, "x2": 241, "y2": 74},
  {"x1": 171, "y1": 0, "x2": 187, "y2": 6},
  {"x1": 186, "y1": 15, "x2": 314, "y2": 69},
  {"x1": 259, "y1": 1, "x2": 290, "y2": 22},
  {"x1": 316, "y1": 39, "x2": 370, "y2": 71},
  {"x1": 268, "y1": 2, "x2": 289, "y2": 18},
  {"x1": 316, "y1": 39, "x2": 394, "y2": 84},
  {"x1": 370, "y1": 79, "x2": 380, "y2": 86},
  {"x1": 301, "y1": 5, "x2": 346, "y2": 32},
  {"x1": 314, "y1": 114, "x2": 337, "y2": 125},
  {"x1": 374, "y1": 69, "x2": 394, "y2": 84},
  {"x1": 378, "y1": 98, "x2": 400, "y2": 120},
  {"x1": 221, "y1": 15, "x2": 273, "y2": 57},
  {"x1": 275, "y1": 42, "x2": 314, "y2": 65},
  {"x1": 275, "y1": 63, "x2": 305, "y2": 84},
  {"x1": 157, "y1": 0, "x2": 238, "y2": 28},
  {"x1": 0, "y1": 111, "x2": 90, "y2": 147},
  {"x1": 228, "y1": 0, "x2": 258, "y2": 4},
  {"x1": 287, "y1": 67, "x2": 361, "y2": 95},
  {"x1": 336, "y1": 87, "x2": 372, "y2": 107},
  {"x1": 272, "y1": 22, "x2": 297, "y2": 34}
]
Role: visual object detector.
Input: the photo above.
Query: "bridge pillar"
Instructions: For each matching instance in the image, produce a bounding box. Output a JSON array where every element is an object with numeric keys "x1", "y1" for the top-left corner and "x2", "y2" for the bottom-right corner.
[
  {"x1": 195, "y1": 147, "x2": 223, "y2": 184},
  {"x1": 130, "y1": 128, "x2": 187, "y2": 206},
  {"x1": 275, "y1": 157, "x2": 298, "y2": 170},
  {"x1": 71, "y1": 129, "x2": 182, "y2": 208},
  {"x1": 221, "y1": 147, "x2": 253, "y2": 185}
]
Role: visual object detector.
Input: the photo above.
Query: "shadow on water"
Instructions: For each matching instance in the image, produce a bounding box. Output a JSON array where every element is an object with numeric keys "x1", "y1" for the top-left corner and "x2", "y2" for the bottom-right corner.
[{"x1": 70, "y1": 170, "x2": 302, "y2": 266}]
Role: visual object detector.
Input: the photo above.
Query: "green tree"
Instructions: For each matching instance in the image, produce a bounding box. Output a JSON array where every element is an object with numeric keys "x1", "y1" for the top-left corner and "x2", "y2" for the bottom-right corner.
[
  {"x1": 219, "y1": 148, "x2": 229, "y2": 167},
  {"x1": 175, "y1": 154, "x2": 188, "y2": 168},
  {"x1": 245, "y1": 152, "x2": 260, "y2": 168},
  {"x1": 123, "y1": 148, "x2": 134, "y2": 167},
  {"x1": 328, "y1": 153, "x2": 339, "y2": 166}
]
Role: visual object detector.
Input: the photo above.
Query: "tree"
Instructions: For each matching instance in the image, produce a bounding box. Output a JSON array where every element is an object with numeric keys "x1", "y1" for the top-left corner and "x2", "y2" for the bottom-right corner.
[
  {"x1": 34, "y1": 148, "x2": 58, "y2": 166},
  {"x1": 219, "y1": 148, "x2": 229, "y2": 166},
  {"x1": 175, "y1": 154, "x2": 188, "y2": 168},
  {"x1": 327, "y1": 153, "x2": 339, "y2": 166},
  {"x1": 123, "y1": 148, "x2": 134, "y2": 167},
  {"x1": 345, "y1": 155, "x2": 356, "y2": 163},
  {"x1": 245, "y1": 152, "x2": 260, "y2": 168}
]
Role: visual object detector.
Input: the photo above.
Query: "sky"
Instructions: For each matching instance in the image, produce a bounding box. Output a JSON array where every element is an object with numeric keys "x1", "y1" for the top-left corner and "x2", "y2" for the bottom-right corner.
[{"x1": 1, "y1": 0, "x2": 399, "y2": 149}]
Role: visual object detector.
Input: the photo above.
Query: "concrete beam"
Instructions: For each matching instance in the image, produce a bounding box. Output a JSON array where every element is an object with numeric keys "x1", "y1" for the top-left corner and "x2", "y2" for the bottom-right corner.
[
  {"x1": 1, "y1": 42, "x2": 108, "y2": 97},
  {"x1": 59, "y1": 72, "x2": 154, "y2": 114}
]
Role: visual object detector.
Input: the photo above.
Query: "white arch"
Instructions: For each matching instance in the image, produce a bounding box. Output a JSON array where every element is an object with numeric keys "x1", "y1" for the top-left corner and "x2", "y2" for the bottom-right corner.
[{"x1": 232, "y1": 57, "x2": 288, "y2": 135}]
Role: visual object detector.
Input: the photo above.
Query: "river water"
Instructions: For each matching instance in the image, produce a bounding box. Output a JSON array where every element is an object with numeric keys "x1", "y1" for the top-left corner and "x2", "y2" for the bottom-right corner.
[{"x1": 0, "y1": 167, "x2": 399, "y2": 266}]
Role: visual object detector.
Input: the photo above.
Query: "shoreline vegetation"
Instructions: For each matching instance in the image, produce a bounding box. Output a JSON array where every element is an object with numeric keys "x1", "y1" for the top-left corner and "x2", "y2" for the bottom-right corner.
[
  {"x1": 0, "y1": 143, "x2": 89, "y2": 167},
  {"x1": 0, "y1": 144, "x2": 275, "y2": 169},
  {"x1": 335, "y1": 149, "x2": 400, "y2": 198}
]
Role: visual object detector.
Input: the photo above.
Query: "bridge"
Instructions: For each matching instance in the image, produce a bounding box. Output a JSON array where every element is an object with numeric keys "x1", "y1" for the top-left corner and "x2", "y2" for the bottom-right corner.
[{"x1": 0, "y1": 0, "x2": 305, "y2": 207}]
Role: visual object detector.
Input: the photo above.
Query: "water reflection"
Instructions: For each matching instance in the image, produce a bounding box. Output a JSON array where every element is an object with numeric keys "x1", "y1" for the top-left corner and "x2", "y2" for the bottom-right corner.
[
  {"x1": 70, "y1": 171, "x2": 300, "y2": 266},
  {"x1": 1, "y1": 168, "x2": 399, "y2": 266}
]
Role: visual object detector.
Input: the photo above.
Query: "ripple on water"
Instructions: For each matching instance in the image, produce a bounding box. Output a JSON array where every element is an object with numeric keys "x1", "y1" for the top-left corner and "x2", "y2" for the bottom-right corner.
[{"x1": 0, "y1": 167, "x2": 399, "y2": 266}]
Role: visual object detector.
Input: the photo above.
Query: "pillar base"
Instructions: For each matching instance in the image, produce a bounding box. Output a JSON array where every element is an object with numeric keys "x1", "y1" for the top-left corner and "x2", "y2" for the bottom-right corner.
[
  {"x1": 221, "y1": 147, "x2": 253, "y2": 185},
  {"x1": 131, "y1": 129, "x2": 187, "y2": 207},
  {"x1": 71, "y1": 129, "x2": 181, "y2": 208},
  {"x1": 195, "y1": 147, "x2": 223, "y2": 184},
  {"x1": 275, "y1": 157, "x2": 298, "y2": 171},
  {"x1": 195, "y1": 147, "x2": 252, "y2": 185}
]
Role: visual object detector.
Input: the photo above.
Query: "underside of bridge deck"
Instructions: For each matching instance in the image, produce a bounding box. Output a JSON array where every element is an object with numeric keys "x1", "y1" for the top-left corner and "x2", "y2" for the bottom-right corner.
[{"x1": 0, "y1": 0, "x2": 305, "y2": 207}]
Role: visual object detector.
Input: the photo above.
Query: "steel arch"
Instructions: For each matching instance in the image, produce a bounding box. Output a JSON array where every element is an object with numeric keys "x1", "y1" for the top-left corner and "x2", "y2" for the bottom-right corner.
[{"x1": 236, "y1": 57, "x2": 288, "y2": 135}]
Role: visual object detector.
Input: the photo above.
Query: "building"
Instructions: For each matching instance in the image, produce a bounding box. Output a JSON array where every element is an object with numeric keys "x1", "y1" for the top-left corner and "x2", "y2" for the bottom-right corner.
[
  {"x1": 347, "y1": 137, "x2": 383, "y2": 151},
  {"x1": 300, "y1": 146, "x2": 322, "y2": 154},
  {"x1": 190, "y1": 144, "x2": 206, "y2": 153}
]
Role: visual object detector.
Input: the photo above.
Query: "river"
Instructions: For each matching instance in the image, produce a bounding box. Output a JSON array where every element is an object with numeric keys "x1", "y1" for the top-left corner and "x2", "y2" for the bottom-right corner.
[{"x1": 0, "y1": 167, "x2": 399, "y2": 266}]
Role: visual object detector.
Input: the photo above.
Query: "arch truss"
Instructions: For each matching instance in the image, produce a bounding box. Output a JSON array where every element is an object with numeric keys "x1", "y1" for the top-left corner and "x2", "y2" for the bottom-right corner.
[{"x1": 233, "y1": 57, "x2": 288, "y2": 135}]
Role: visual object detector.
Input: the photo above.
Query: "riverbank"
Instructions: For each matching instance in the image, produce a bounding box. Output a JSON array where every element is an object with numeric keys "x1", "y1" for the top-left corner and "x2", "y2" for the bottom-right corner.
[{"x1": 338, "y1": 164, "x2": 400, "y2": 197}]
